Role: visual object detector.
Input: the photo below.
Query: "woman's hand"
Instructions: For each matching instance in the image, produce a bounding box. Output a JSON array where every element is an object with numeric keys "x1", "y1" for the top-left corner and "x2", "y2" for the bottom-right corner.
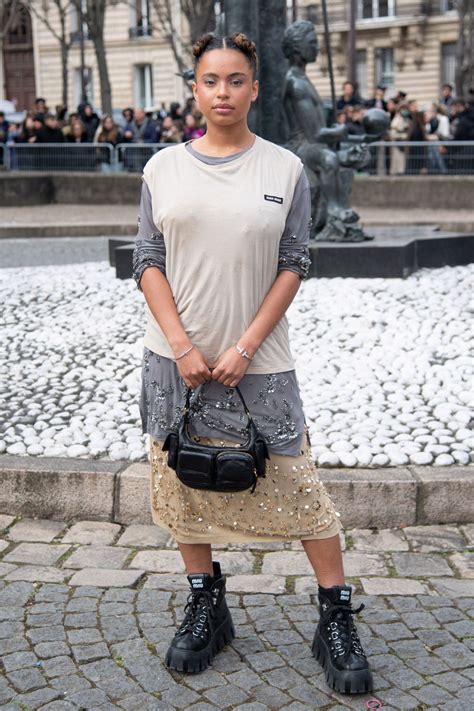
[
  {"x1": 210, "y1": 346, "x2": 251, "y2": 387},
  {"x1": 176, "y1": 346, "x2": 212, "y2": 389}
]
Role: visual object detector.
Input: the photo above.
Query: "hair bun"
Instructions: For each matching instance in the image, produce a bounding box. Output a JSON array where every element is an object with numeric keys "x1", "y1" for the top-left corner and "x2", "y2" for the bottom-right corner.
[
  {"x1": 192, "y1": 33, "x2": 214, "y2": 59},
  {"x1": 192, "y1": 31, "x2": 259, "y2": 77}
]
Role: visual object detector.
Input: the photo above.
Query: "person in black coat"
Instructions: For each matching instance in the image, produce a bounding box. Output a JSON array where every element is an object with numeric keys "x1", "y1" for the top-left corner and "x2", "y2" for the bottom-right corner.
[
  {"x1": 454, "y1": 100, "x2": 474, "y2": 141},
  {"x1": 79, "y1": 103, "x2": 100, "y2": 142},
  {"x1": 366, "y1": 85, "x2": 388, "y2": 112},
  {"x1": 35, "y1": 114, "x2": 64, "y2": 142}
]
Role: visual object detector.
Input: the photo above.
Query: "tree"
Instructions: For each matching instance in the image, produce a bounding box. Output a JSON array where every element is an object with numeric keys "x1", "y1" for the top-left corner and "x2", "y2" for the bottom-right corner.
[
  {"x1": 71, "y1": 0, "x2": 113, "y2": 113},
  {"x1": 0, "y1": 0, "x2": 21, "y2": 99},
  {"x1": 150, "y1": 0, "x2": 216, "y2": 82},
  {"x1": 25, "y1": 0, "x2": 73, "y2": 108},
  {"x1": 454, "y1": 0, "x2": 474, "y2": 100}
]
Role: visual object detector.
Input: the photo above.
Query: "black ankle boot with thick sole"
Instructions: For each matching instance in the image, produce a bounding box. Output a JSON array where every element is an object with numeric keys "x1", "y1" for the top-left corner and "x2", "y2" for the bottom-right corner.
[
  {"x1": 312, "y1": 584, "x2": 373, "y2": 694},
  {"x1": 165, "y1": 560, "x2": 235, "y2": 673}
]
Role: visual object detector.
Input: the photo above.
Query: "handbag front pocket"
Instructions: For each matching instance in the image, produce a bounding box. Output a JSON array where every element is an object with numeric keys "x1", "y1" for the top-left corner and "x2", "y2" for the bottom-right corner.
[
  {"x1": 176, "y1": 449, "x2": 214, "y2": 489},
  {"x1": 215, "y1": 451, "x2": 256, "y2": 492}
]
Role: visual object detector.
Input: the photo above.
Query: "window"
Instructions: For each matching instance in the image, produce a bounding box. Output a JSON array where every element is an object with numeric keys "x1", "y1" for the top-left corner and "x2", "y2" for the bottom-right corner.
[
  {"x1": 356, "y1": 49, "x2": 368, "y2": 98},
  {"x1": 375, "y1": 48, "x2": 394, "y2": 96},
  {"x1": 440, "y1": 0, "x2": 455, "y2": 12},
  {"x1": 70, "y1": 0, "x2": 89, "y2": 42},
  {"x1": 130, "y1": 0, "x2": 152, "y2": 37},
  {"x1": 74, "y1": 67, "x2": 93, "y2": 105},
  {"x1": 358, "y1": 0, "x2": 395, "y2": 20},
  {"x1": 441, "y1": 42, "x2": 456, "y2": 86},
  {"x1": 134, "y1": 64, "x2": 153, "y2": 108}
]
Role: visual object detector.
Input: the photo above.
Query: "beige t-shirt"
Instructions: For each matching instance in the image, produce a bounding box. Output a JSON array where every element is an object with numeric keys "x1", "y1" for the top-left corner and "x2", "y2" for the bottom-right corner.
[{"x1": 141, "y1": 134, "x2": 304, "y2": 374}]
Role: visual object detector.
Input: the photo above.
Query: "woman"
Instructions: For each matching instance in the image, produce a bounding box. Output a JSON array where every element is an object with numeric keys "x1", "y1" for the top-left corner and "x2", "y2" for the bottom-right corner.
[
  {"x1": 122, "y1": 107, "x2": 137, "y2": 143},
  {"x1": 389, "y1": 103, "x2": 410, "y2": 175},
  {"x1": 183, "y1": 112, "x2": 205, "y2": 141},
  {"x1": 65, "y1": 119, "x2": 88, "y2": 143},
  {"x1": 132, "y1": 31, "x2": 372, "y2": 695},
  {"x1": 159, "y1": 115, "x2": 183, "y2": 143},
  {"x1": 94, "y1": 114, "x2": 122, "y2": 172},
  {"x1": 94, "y1": 114, "x2": 122, "y2": 145},
  {"x1": 407, "y1": 102, "x2": 427, "y2": 174}
]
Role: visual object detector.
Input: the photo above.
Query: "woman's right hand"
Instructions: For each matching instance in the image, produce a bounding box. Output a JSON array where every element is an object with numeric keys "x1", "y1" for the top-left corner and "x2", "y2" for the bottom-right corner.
[{"x1": 175, "y1": 345, "x2": 213, "y2": 389}]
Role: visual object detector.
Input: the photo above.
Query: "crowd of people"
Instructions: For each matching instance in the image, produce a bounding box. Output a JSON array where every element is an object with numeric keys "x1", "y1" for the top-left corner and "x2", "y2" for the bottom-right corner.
[
  {"x1": 335, "y1": 81, "x2": 474, "y2": 174},
  {"x1": 0, "y1": 83, "x2": 473, "y2": 174},
  {"x1": 0, "y1": 96, "x2": 206, "y2": 148}
]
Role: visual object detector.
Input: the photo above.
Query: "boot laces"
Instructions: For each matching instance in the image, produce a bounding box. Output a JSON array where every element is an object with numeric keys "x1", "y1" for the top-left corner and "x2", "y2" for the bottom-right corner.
[
  {"x1": 179, "y1": 588, "x2": 219, "y2": 640},
  {"x1": 325, "y1": 602, "x2": 366, "y2": 659}
]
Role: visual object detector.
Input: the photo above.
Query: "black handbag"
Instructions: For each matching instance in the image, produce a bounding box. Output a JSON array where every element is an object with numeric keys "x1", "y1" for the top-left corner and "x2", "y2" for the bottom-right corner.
[{"x1": 161, "y1": 385, "x2": 270, "y2": 494}]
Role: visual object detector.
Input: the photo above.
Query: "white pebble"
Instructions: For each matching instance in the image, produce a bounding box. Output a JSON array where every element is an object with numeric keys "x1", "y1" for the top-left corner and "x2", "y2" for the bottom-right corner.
[
  {"x1": 410, "y1": 451, "x2": 434, "y2": 465},
  {"x1": 452, "y1": 450, "x2": 470, "y2": 465},
  {"x1": 433, "y1": 453, "x2": 455, "y2": 466},
  {"x1": 67, "y1": 444, "x2": 88, "y2": 458},
  {"x1": 27, "y1": 444, "x2": 44, "y2": 455},
  {"x1": 6, "y1": 442, "x2": 26, "y2": 455},
  {"x1": 338, "y1": 451, "x2": 358, "y2": 467},
  {"x1": 330, "y1": 440, "x2": 353, "y2": 452},
  {"x1": 317, "y1": 452, "x2": 340, "y2": 466},
  {"x1": 372, "y1": 453, "x2": 390, "y2": 466}
]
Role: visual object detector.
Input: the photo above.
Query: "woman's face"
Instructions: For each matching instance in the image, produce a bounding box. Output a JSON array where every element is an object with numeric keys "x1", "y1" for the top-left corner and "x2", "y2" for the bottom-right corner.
[
  {"x1": 192, "y1": 48, "x2": 258, "y2": 128},
  {"x1": 104, "y1": 116, "x2": 113, "y2": 130},
  {"x1": 73, "y1": 123, "x2": 83, "y2": 136}
]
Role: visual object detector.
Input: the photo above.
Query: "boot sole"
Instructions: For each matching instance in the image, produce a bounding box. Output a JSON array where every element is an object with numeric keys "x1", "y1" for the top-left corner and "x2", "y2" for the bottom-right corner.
[
  {"x1": 312, "y1": 633, "x2": 373, "y2": 694},
  {"x1": 165, "y1": 614, "x2": 235, "y2": 673}
]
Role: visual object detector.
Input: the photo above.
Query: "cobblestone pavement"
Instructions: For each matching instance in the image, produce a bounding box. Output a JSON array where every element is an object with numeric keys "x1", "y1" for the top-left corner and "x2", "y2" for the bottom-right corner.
[{"x1": 0, "y1": 516, "x2": 472, "y2": 710}]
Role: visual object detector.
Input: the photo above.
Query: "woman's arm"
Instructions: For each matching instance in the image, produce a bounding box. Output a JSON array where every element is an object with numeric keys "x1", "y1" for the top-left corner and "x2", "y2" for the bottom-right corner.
[
  {"x1": 133, "y1": 181, "x2": 212, "y2": 388},
  {"x1": 211, "y1": 169, "x2": 311, "y2": 387}
]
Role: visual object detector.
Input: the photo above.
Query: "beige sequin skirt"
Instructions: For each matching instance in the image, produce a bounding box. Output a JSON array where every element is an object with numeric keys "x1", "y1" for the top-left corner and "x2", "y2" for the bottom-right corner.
[{"x1": 148, "y1": 425, "x2": 343, "y2": 544}]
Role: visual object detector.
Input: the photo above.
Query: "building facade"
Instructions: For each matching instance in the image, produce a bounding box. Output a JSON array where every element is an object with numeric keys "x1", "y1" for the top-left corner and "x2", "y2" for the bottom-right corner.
[{"x1": 0, "y1": 0, "x2": 461, "y2": 114}]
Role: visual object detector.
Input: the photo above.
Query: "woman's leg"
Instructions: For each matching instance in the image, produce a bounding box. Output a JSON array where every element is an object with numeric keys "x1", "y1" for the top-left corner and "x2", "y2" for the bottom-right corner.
[
  {"x1": 177, "y1": 542, "x2": 214, "y2": 576},
  {"x1": 301, "y1": 534, "x2": 345, "y2": 587}
]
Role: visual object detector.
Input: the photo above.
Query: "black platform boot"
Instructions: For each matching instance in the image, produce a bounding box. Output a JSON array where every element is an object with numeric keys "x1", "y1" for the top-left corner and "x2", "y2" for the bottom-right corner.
[
  {"x1": 311, "y1": 584, "x2": 373, "y2": 694},
  {"x1": 165, "y1": 560, "x2": 235, "y2": 673}
]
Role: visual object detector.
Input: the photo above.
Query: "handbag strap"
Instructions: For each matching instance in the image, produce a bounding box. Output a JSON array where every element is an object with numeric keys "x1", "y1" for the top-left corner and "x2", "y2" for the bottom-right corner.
[{"x1": 183, "y1": 384, "x2": 253, "y2": 426}]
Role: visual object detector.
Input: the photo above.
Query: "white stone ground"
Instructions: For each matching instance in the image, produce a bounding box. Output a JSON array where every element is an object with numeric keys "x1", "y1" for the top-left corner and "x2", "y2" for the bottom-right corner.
[{"x1": 0, "y1": 261, "x2": 472, "y2": 467}]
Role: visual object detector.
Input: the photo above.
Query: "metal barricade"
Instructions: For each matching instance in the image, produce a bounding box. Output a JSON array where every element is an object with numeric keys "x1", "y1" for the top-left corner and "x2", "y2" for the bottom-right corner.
[
  {"x1": 363, "y1": 141, "x2": 474, "y2": 176},
  {"x1": 6, "y1": 143, "x2": 115, "y2": 172},
  {"x1": 0, "y1": 143, "x2": 6, "y2": 169},
  {"x1": 116, "y1": 143, "x2": 173, "y2": 173}
]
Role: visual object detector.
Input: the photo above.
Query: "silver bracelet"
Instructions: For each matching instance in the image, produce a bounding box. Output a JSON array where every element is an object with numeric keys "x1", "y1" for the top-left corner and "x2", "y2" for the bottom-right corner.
[
  {"x1": 235, "y1": 344, "x2": 252, "y2": 360},
  {"x1": 176, "y1": 344, "x2": 194, "y2": 360}
]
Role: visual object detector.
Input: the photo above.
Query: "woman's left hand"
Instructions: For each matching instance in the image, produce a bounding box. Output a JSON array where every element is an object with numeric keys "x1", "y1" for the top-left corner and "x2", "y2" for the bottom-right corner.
[{"x1": 210, "y1": 346, "x2": 251, "y2": 387}]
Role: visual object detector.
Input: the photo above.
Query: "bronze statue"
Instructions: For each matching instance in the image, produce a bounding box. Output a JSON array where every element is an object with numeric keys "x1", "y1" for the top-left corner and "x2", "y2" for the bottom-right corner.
[{"x1": 282, "y1": 21, "x2": 389, "y2": 242}]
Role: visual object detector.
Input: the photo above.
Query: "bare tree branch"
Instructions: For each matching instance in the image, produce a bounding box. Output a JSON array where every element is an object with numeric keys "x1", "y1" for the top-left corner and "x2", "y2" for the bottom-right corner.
[
  {"x1": 150, "y1": 0, "x2": 215, "y2": 87},
  {"x1": 23, "y1": 0, "x2": 72, "y2": 105},
  {"x1": 0, "y1": 0, "x2": 21, "y2": 41}
]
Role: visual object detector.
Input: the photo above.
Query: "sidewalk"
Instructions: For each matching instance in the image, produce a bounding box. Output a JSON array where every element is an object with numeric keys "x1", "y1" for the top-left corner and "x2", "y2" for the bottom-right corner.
[
  {"x1": 0, "y1": 515, "x2": 472, "y2": 710},
  {"x1": 0, "y1": 204, "x2": 473, "y2": 238}
]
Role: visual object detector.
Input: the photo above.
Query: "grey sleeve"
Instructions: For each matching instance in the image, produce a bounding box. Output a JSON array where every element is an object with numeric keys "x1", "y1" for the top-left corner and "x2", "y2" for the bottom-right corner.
[
  {"x1": 277, "y1": 168, "x2": 312, "y2": 280},
  {"x1": 132, "y1": 180, "x2": 166, "y2": 291}
]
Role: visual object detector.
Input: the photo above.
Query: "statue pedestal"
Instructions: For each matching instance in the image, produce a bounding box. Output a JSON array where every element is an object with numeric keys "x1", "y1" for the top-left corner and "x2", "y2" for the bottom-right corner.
[{"x1": 308, "y1": 226, "x2": 474, "y2": 278}]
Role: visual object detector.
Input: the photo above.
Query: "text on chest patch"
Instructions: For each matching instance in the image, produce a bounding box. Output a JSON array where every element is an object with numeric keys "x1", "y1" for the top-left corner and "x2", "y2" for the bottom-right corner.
[{"x1": 264, "y1": 194, "x2": 283, "y2": 204}]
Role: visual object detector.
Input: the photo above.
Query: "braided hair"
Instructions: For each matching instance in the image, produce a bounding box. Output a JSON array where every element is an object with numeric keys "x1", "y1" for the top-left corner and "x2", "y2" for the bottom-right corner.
[{"x1": 192, "y1": 32, "x2": 259, "y2": 79}]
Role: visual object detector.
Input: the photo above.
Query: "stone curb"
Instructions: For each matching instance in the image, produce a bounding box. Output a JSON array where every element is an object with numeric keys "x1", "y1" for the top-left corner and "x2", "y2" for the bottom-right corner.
[
  {"x1": 0, "y1": 224, "x2": 136, "y2": 239},
  {"x1": 0, "y1": 454, "x2": 472, "y2": 528},
  {"x1": 1, "y1": 220, "x2": 472, "y2": 239}
]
